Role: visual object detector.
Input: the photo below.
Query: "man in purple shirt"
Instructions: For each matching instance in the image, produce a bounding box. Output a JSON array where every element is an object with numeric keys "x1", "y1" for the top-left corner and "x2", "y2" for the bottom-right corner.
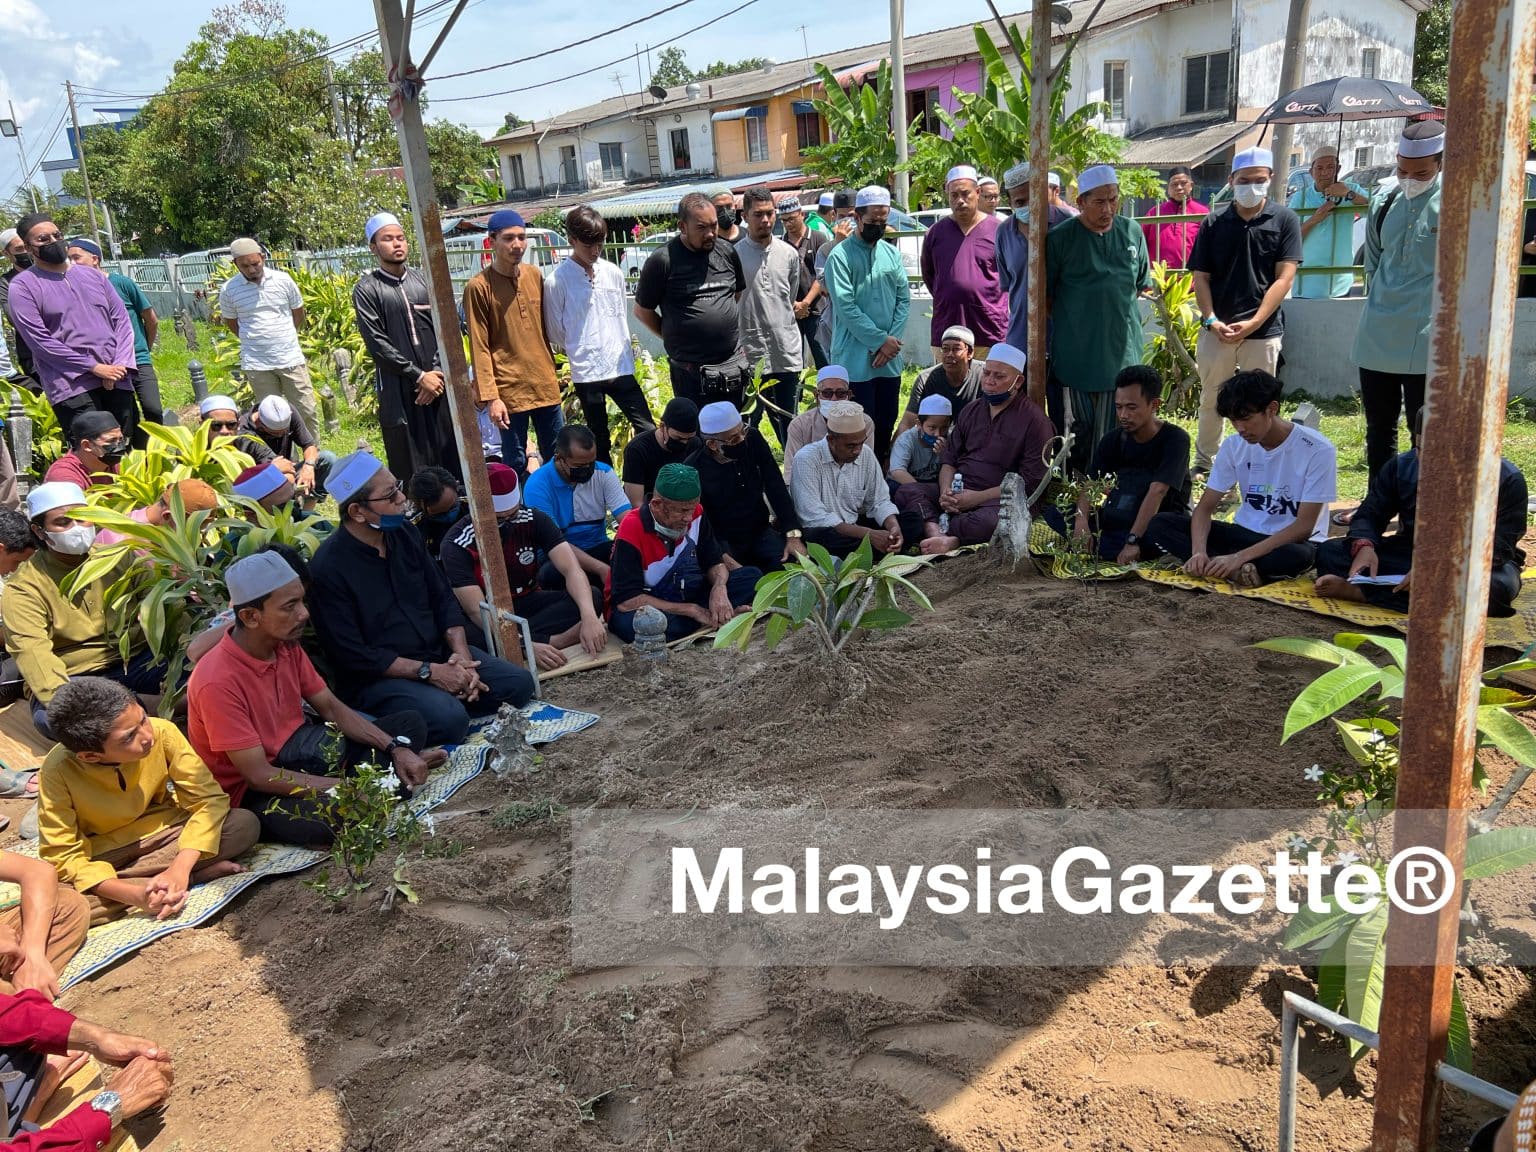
[
  {"x1": 919, "y1": 165, "x2": 1008, "y2": 360},
  {"x1": 7, "y1": 213, "x2": 138, "y2": 444}
]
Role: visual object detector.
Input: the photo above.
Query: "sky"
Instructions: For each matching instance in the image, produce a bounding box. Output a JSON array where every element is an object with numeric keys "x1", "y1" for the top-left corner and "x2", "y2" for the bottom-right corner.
[{"x1": 5, "y1": 0, "x2": 1030, "y2": 192}]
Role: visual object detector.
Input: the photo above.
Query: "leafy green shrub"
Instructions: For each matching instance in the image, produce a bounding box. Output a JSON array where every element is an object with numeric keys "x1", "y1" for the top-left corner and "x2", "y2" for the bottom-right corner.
[{"x1": 1144, "y1": 263, "x2": 1202, "y2": 417}]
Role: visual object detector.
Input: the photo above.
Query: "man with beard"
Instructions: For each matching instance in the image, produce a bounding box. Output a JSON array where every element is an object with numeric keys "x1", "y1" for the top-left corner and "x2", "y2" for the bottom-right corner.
[
  {"x1": 686, "y1": 401, "x2": 803, "y2": 572},
  {"x1": 65, "y1": 237, "x2": 161, "y2": 434},
  {"x1": 712, "y1": 190, "x2": 745, "y2": 246},
  {"x1": 733, "y1": 187, "x2": 803, "y2": 445},
  {"x1": 42, "y1": 411, "x2": 126, "y2": 490},
  {"x1": 921, "y1": 166, "x2": 1006, "y2": 361},
  {"x1": 218, "y1": 237, "x2": 318, "y2": 443},
  {"x1": 1140, "y1": 166, "x2": 1208, "y2": 270}
]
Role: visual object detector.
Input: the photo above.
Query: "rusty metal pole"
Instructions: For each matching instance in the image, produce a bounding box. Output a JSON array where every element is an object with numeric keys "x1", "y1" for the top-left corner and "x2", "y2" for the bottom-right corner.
[
  {"x1": 373, "y1": 0, "x2": 524, "y2": 665},
  {"x1": 1370, "y1": 1, "x2": 1535, "y2": 1149},
  {"x1": 1024, "y1": 0, "x2": 1051, "y2": 411}
]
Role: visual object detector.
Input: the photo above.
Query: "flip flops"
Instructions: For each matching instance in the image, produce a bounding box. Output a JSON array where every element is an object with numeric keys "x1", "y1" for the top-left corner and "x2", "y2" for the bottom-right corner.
[
  {"x1": 1331, "y1": 509, "x2": 1355, "y2": 527},
  {"x1": 0, "y1": 766, "x2": 36, "y2": 799}
]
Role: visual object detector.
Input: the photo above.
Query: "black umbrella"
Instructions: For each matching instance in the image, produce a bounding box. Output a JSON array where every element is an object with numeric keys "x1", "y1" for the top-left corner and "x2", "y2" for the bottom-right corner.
[{"x1": 1258, "y1": 76, "x2": 1432, "y2": 124}]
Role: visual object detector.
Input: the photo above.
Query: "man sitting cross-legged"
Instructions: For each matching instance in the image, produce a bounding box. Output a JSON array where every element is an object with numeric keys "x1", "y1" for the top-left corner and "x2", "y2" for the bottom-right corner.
[
  {"x1": 1314, "y1": 411, "x2": 1527, "y2": 615},
  {"x1": 608, "y1": 463, "x2": 759, "y2": 643},
  {"x1": 686, "y1": 401, "x2": 805, "y2": 573},
  {"x1": 0, "y1": 849, "x2": 88, "y2": 1000},
  {"x1": 440, "y1": 464, "x2": 607, "y2": 672},
  {"x1": 1145, "y1": 369, "x2": 1335, "y2": 586},
  {"x1": 308, "y1": 452, "x2": 534, "y2": 746},
  {"x1": 187, "y1": 550, "x2": 446, "y2": 847},
  {"x1": 790, "y1": 401, "x2": 906, "y2": 558},
  {"x1": 39, "y1": 677, "x2": 259, "y2": 927},
  {"x1": 1067, "y1": 365, "x2": 1191, "y2": 564}
]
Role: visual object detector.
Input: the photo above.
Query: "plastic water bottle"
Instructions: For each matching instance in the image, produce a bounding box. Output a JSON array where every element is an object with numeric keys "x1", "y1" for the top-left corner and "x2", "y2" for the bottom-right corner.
[{"x1": 940, "y1": 471, "x2": 963, "y2": 534}]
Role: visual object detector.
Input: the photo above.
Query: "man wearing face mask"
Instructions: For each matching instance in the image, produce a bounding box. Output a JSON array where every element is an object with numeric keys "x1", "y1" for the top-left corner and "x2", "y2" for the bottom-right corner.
[
  {"x1": 7, "y1": 214, "x2": 139, "y2": 445},
  {"x1": 3, "y1": 483, "x2": 165, "y2": 738},
  {"x1": 1186, "y1": 146, "x2": 1303, "y2": 472},
  {"x1": 781, "y1": 365, "x2": 874, "y2": 482},
  {"x1": 621, "y1": 397, "x2": 701, "y2": 508},
  {"x1": 65, "y1": 237, "x2": 162, "y2": 436},
  {"x1": 521, "y1": 424, "x2": 632, "y2": 580},
  {"x1": 685, "y1": 401, "x2": 803, "y2": 572},
  {"x1": 43, "y1": 411, "x2": 127, "y2": 490},
  {"x1": 813, "y1": 189, "x2": 860, "y2": 372},
  {"x1": 1348, "y1": 121, "x2": 1445, "y2": 499},
  {"x1": 1140, "y1": 166, "x2": 1209, "y2": 269},
  {"x1": 308, "y1": 452, "x2": 533, "y2": 746},
  {"x1": 406, "y1": 466, "x2": 469, "y2": 558},
  {"x1": 996, "y1": 162, "x2": 1076, "y2": 362},
  {"x1": 0, "y1": 228, "x2": 37, "y2": 387},
  {"x1": 608, "y1": 463, "x2": 760, "y2": 643},
  {"x1": 712, "y1": 191, "x2": 745, "y2": 246}
]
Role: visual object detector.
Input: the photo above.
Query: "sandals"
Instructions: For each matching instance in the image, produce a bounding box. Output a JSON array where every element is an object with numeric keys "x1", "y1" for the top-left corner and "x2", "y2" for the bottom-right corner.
[
  {"x1": 0, "y1": 766, "x2": 37, "y2": 800},
  {"x1": 1331, "y1": 509, "x2": 1355, "y2": 527}
]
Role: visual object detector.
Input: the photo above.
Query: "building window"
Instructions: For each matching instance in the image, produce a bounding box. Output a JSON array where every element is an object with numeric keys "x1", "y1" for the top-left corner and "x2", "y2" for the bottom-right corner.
[
  {"x1": 1103, "y1": 61, "x2": 1126, "y2": 120},
  {"x1": 1183, "y1": 50, "x2": 1231, "y2": 116},
  {"x1": 599, "y1": 142, "x2": 624, "y2": 181},
  {"x1": 1354, "y1": 145, "x2": 1373, "y2": 169},
  {"x1": 746, "y1": 115, "x2": 768, "y2": 162},
  {"x1": 508, "y1": 154, "x2": 525, "y2": 190},
  {"x1": 1362, "y1": 47, "x2": 1380, "y2": 79},
  {"x1": 559, "y1": 145, "x2": 578, "y2": 185},
  {"x1": 795, "y1": 111, "x2": 822, "y2": 152},
  {"x1": 907, "y1": 87, "x2": 939, "y2": 132},
  {"x1": 670, "y1": 127, "x2": 691, "y2": 170}
]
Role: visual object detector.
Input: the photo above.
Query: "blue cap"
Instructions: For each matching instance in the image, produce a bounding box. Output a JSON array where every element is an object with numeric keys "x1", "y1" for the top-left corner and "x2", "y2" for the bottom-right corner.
[
  {"x1": 67, "y1": 237, "x2": 102, "y2": 259},
  {"x1": 233, "y1": 462, "x2": 288, "y2": 500},
  {"x1": 486, "y1": 209, "x2": 525, "y2": 234},
  {"x1": 326, "y1": 451, "x2": 384, "y2": 505}
]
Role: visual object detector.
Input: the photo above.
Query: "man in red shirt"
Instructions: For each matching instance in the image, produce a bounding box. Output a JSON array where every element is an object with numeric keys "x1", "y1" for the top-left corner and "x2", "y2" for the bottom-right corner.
[
  {"x1": 186, "y1": 549, "x2": 446, "y2": 846},
  {"x1": 40, "y1": 413, "x2": 124, "y2": 491}
]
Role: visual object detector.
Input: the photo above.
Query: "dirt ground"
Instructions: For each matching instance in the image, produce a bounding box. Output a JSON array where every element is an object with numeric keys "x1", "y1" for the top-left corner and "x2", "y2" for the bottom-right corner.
[{"x1": 33, "y1": 556, "x2": 1536, "y2": 1152}]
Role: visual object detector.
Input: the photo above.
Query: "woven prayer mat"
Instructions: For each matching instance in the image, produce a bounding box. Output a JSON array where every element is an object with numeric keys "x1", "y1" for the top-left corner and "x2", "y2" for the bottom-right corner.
[{"x1": 1028, "y1": 520, "x2": 1141, "y2": 580}]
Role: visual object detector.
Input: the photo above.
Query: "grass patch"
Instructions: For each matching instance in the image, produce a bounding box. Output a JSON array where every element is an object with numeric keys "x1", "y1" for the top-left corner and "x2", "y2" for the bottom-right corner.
[{"x1": 491, "y1": 798, "x2": 567, "y2": 830}]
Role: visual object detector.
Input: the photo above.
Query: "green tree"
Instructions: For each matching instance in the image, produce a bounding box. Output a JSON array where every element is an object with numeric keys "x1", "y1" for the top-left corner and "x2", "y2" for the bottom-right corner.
[
  {"x1": 651, "y1": 46, "x2": 693, "y2": 87},
  {"x1": 331, "y1": 47, "x2": 395, "y2": 162},
  {"x1": 422, "y1": 120, "x2": 497, "y2": 208},
  {"x1": 499, "y1": 111, "x2": 527, "y2": 134},
  {"x1": 696, "y1": 57, "x2": 769, "y2": 79},
  {"x1": 800, "y1": 59, "x2": 918, "y2": 193},
  {"x1": 1411, "y1": 0, "x2": 1450, "y2": 107}
]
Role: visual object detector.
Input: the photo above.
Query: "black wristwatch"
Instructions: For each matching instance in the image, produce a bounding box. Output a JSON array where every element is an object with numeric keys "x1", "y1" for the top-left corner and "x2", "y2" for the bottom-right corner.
[
  {"x1": 417, "y1": 661, "x2": 432, "y2": 682},
  {"x1": 384, "y1": 735, "x2": 413, "y2": 755},
  {"x1": 1125, "y1": 532, "x2": 1140, "y2": 546}
]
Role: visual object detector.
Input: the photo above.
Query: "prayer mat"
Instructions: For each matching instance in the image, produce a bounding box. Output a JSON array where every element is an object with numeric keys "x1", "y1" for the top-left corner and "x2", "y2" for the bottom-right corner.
[
  {"x1": 1028, "y1": 520, "x2": 1141, "y2": 581},
  {"x1": 1133, "y1": 566, "x2": 1536, "y2": 651}
]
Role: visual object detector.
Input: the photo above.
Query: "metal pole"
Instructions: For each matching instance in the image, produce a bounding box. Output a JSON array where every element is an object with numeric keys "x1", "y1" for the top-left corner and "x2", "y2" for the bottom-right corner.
[
  {"x1": 889, "y1": 0, "x2": 910, "y2": 209},
  {"x1": 1278, "y1": 993, "x2": 1299, "y2": 1152},
  {"x1": 9, "y1": 102, "x2": 37, "y2": 213},
  {"x1": 373, "y1": 0, "x2": 525, "y2": 666},
  {"x1": 1370, "y1": 0, "x2": 1536, "y2": 1148},
  {"x1": 63, "y1": 83, "x2": 104, "y2": 253},
  {"x1": 1024, "y1": 2, "x2": 1051, "y2": 410},
  {"x1": 1269, "y1": 0, "x2": 1308, "y2": 202}
]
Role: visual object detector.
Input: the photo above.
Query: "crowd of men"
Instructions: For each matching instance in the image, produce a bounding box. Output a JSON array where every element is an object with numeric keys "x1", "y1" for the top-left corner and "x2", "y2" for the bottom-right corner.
[{"x1": 0, "y1": 113, "x2": 1520, "y2": 1147}]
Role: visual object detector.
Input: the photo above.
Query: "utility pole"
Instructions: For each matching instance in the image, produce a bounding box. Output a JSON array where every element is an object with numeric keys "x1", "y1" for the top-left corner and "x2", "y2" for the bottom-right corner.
[
  {"x1": 1025, "y1": 2, "x2": 1051, "y2": 410},
  {"x1": 1270, "y1": 0, "x2": 1308, "y2": 201},
  {"x1": 324, "y1": 59, "x2": 348, "y2": 153},
  {"x1": 889, "y1": 0, "x2": 909, "y2": 208},
  {"x1": 372, "y1": 0, "x2": 525, "y2": 666},
  {"x1": 63, "y1": 82, "x2": 103, "y2": 252},
  {"x1": 8, "y1": 102, "x2": 38, "y2": 212}
]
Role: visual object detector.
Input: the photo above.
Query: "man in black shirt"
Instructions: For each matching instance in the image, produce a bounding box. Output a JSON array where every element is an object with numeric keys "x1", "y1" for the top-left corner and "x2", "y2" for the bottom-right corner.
[
  {"x1": 239, "y1": 395, "x2": 335, "y2": 499},
  {"x1": 1187, "y1": 146, "x2": 1303, "y2": 470},
  {"x1": 309, "y1": 451, "x2": 533, "y2": 745},
  {"x1": 634, "y1": 192, "x2": 746, "y2": 407},
  {"x1": 686, "y1": 401, "x2": 804, "y2": 573},
  {"x1": 406, "y1": 466, "x2": 469, "y2": 558},
  {"x1": 779, "y1": 198, "x2": 830, "y2": 370},
  {"x1": 621, "y1": 397, "x2": 700, "y2": 509},
  {"x1": 1068, "y1": 365, "x2": 1191, "y2": 564},
  {"x1": 898, "y1": 325, "x2": 983, "y2": 435},
  {"x1": 440, "y1": 464, "x2": 606, "y2": 671}
]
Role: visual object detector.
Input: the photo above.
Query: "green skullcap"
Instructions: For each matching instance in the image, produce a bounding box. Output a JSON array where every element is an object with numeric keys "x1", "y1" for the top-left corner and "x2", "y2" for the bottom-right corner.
[{"x1": 654, "y1": 463, "x2": 700, "y2": 502}]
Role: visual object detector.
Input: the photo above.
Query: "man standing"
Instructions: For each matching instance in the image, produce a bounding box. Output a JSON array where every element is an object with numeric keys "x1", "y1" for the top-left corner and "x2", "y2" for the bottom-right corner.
[
  {"x1": 1140, "y1": 167, "x2": 1208, "y2": 270},
  {"x1": 808, "y1": 192, "x2": 836, "y2": 235},
  {"x1": 1186, "y1": 146, "x2": 1303, "y2": 471},
  {"x1": 0, "y1": 228, "x2": 36, "y2": 386},
  {"x1": 782, "y1": 365, "x2": 874, "y2": 480},
  {"x1": 686, "y1": 400, "x2": 804, "y2": 572},
  {"x1": 780, "y1": 198, "x2": 830, "y2": 370},
  {"x1": 1350, "y1": 122, "x2": 1444, "y2": 488},
  {"x1": 977, "y1": 175, "x2": 1003, "y2": 217},
  {"x1": 899, "y1": 325, "x2": 982, "y2": 436},
  {"x1": 42, "y1": 411, "x2": 126, "y2": 490},
  {"x1": 1289, "y1": 146, "x2": 1368, "y2": 300},
  {"x1": 545, "y1": 205, "x2": 653, "y2": 467},
  {"x1": 733, "y1": 187, "x2": 804, "y2": 446},
  {"x1": 464, "y1": 209, "x2": 565, "y2": 475},
  {"x1": 310, "y1": 452, "x2": 534, "y2": 745},
  {"x1": 64, "y1": 238, "x2": 161, "y2": 433},
  {"x1": 1045, "y1": 165, "x2": 1151, "y2": 454},
  {"x1": 621, "y1": 396, "x2": 700, "y2": 508},
  {"x1": 238, "y1": 396, "x2": 334, "y2": 499},
  {"x1": 921, "y1": 166, "x2": 1007, "y2": 361},
  {"x1": 712, "y1": 190, "x2": 745, "y2": 246},
  {"x1": 996, "y1": 161, "x2": 1075, "y2": 358},
  {"x1": 521, "y1": 425, "x2": 632, "y2": 574},
  {"x1": 634, "y1": 193, "x2": 746, "y2": 407},
  {"x1": 7, "y1": 213, "x2": 138, "y2": 443},
  {"x1": 826, "y1": 186, "x2": 908, "y2": 464},
  {"x1": 790, "y1": 400, "x2": 905, "y2": 557},
  {"x1": 919, "y1": 343, "x2": 1054, "y2": 553},
  {"x1": 813, "y1": 188, "x2": 860, "y2": 360},
  {"x1": 217, "y1": 238, "x2": 319, "y2": 442},
  {"x1": 352, "y1": 211, "x2": 459, "y2": 482},
  {"x1": 1049, "y1": 173, "x2": 1079, "y2": 217}
]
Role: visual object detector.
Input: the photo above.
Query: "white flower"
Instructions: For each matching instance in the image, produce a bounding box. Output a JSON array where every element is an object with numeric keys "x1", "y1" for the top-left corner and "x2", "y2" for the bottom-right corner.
[
  {"x1": 374, "y1": 769, "x2": 402, "y2": 795},
  {"x1": 1304, "y1": 764, "x2": 1324, "y2": 782},
  {"x1": 420, "y1": 812, "x2": 437, "y2": 837},
  {"x1": 1336, "y1": 851, "x2": 1361, "y2": 867},
  {"x1": 1287, "y1": 835, "x2": 1311, "y2": 854}
]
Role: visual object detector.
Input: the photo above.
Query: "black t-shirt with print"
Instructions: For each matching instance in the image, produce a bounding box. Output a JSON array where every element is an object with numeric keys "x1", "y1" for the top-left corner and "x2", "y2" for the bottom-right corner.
[
  {"x1": 634, "y1": 236, "x2": 745, "y2": 364},
  {"x1": 440, "y1": 506, "x2": 565, "y2": 600}
]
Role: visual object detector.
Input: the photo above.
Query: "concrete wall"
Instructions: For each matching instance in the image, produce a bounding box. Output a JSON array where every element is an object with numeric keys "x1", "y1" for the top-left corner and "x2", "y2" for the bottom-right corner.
[
  {"x1": 648, "y1": 108, "x2": 717, "y2": 179},
  {"x1": 711, "y1": 91, "x2": 826, "y2": 177},
  {"x1": 904, "y1": 59, "x2": 983, "y2": 136}
]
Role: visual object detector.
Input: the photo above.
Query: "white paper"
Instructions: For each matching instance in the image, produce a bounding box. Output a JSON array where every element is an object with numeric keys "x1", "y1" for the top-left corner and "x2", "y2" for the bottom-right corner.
[{"x1": 1349, "y1": 573, "x2": 1407, "y2": 587}]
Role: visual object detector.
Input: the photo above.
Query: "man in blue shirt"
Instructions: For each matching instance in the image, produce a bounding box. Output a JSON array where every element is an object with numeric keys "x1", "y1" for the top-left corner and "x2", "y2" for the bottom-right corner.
[
  {"x1": 1287, "y1": 146, "x2": 1368, "y2": 300},
  {"x1": 522, "y1": 425, "x2": 631, "y2": 583}
]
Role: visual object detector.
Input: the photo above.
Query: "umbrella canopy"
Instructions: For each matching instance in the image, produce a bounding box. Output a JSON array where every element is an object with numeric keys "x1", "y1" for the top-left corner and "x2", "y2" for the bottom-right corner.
[{"x1": 1258, "y1": 76, "x2": 1432, "y2": 123}]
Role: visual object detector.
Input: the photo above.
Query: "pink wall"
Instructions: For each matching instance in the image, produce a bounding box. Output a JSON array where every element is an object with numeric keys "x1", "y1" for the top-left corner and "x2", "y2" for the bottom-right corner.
[{"x1": 904, "y1": 59, "x2": 983, "y2": 138}]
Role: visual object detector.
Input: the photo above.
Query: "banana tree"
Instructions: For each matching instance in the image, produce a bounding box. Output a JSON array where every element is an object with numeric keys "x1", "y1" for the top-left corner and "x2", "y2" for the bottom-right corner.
[{"x1": 801, "y1": 59, "x2": 924, "y2": 192}]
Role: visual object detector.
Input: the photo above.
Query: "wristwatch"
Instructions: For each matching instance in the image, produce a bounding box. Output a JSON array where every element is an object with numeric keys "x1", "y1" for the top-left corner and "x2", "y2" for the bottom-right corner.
[
  {"x1": 90, "y1": 1089, "x2": 123, "y2": 1128},
  {"x1": 417, "y1": 661, "x2": 433, "y2": 682},
  {"x1": 786, "y1": 529, "x2": 803, "y2": 539},
  {"x1": 1200, "y1": 315, "x2": 1217, "y2": 329},
  {"x1": 1125, "y1": 533, "x2": 1140, "y2": 546},
  {"x1": 385, "y1": 735, "x2": 413, "y2": 754}
]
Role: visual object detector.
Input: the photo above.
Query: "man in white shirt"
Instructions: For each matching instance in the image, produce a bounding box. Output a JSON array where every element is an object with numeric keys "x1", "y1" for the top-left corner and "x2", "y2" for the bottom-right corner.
[
  {"x1": 733, "y1": 186, "x2": 803, "y2": 446},
  {"x1": 217, "y1": 238, "x2": 319, "y2": 440},
  {"x1": 544, "y1": 206, "x2": 654, "y2": 466},
  {"x1": 790, "y1": 400, "x2": 903, "y2": 558},
  {"x1": 1145, "y1": 370, "x2": 1335, "y2": 586}
]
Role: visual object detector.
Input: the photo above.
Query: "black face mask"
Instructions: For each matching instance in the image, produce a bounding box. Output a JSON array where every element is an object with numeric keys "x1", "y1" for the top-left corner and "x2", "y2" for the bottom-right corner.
[
  {"x1": 565, "y1": 463, "x2": 596, "y2": 484},
  {"x1": 98, "y1": 439, "x2": 129, "y2": 461},
  {"x1": 716, "y1": 207, "x2": 738, "y2": 230},
  {"x1": 11, "y1": 253, "x2": 31, "y2": 270},
  {"x1": 859, "y1": 222, "x2": 885, "y2": 244},
  {"x1": 664, "y1": 436, "x2": 693, "y2": 454},
  {"x1": 722, "y1": 440, "x2": 749, "y2": 460},
  {"x1": 37, "y1": 241, "x2": 67, "y2": 265}
]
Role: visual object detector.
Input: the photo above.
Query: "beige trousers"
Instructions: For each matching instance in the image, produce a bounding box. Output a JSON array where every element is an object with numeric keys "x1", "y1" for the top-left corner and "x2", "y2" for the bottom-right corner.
[{"x1": 1193, "y1": 331, "x2": 1283, "y2": 468}]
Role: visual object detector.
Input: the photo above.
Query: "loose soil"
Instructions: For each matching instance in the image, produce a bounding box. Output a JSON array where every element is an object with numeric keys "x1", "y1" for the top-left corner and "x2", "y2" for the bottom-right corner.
[{"x1": 34, "y1": 557, "x2": 1536, "y2": 1151}]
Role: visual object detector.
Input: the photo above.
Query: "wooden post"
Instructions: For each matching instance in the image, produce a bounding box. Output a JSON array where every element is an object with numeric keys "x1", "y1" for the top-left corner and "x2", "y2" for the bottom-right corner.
[
  {"x1": 1370, "y1": 1, "x2": 1535, "y2": 1147},
  {"x1": 1024, "y1": 0, "x2": 1051, "y2": 411},
  {"x1": 372, "y1": 0, "x2": 524, "y2": 665}
]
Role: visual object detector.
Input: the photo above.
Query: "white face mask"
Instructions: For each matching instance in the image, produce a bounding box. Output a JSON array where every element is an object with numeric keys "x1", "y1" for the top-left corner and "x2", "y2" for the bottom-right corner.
[
  {"x1": 1398, "y1": 175, "x2": 1437, "y2": 200},
  {"x1": 47, "y1": 525, "x2": 96, "y2": 555},
  {"x1": 819, "y1": 401, "x2": 835, "y2": 418},
  {"x1": 1231, "y1": 183, "x2": 1267, "y2": 209},
  {"x1": 1014, "y1": 207, "x2": 1030, "y2": 225}
]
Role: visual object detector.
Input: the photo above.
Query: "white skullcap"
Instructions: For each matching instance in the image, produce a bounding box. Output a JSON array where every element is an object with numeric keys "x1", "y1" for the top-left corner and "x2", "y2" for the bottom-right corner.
[
  {"x1": 228, "y1": 237, "x2": 262, "y2": 258},
  {"x1": 823, "y1": 401, "x2": 866, "y2": 434},
  {"x1": 226, "y1": 551, "x2": 301, "y2": 606},
  {"x1": 365, "y1": 212, "x2": 402, "y2": 242},
  {"x1": 1048, "y1": 171, "x2": 1062, "y2": 188},
  {"x1": 1232, "y1": 146, "x2": 1274, "y2": 172},
  {"x1": 1003, "y1": 161, "x2": 1031, "y2": 189},
  {"x1": 945, "y1": 165, "x2": 979, "y2": 187},
  {"x1": 940, "y1": 325, "x2": 975, "y2": 347},
  {"x1": 817, "y1": 365, "x2": 850, "y2": 384},
  {"x1": 1076, "y1": 164, "x2": 1118, "y2": 195},
  {"x1": 1399, "y1": 123, "x2": 1445, "y2": 158},
  {"x1": 855, "y1": 185, "x2": 891, "y2": 208},
  {"x1": 199, "y1": 394, "x2": 239, "y2": 417},
  {"x1": 698, "y1": 401, "x2": 742, "y2": 437},
  {"x1": 985, "y1": 344, "x2": 1027, "y2": 373},
  {"x1": 325, "y1": 451, "x2": 384, "y2": 504},
  {"x1": 917, "y1": 395, "x2": 953, "y2": 417},
  {"x1": 818, "y1": 192, "x2": 834, "y2": 208},
  {"x1": 257, "y1": 395, "x2": 293, "y2": 429},
  {"x1": 233, "y1": 463, "x2": 288, "y2": 500},
  {"x1": 977, "y1": 174, "x2": 998, "y2": 188},
  {"x1": 1311, "y1": 145, "x2": 1339, "y2": 160},
  {"x1": 26, "y1": 482, "x2": 86, "y2": 520},
  {"x1": 0, "y1": 229, "x2": 16, "y2": 248}
]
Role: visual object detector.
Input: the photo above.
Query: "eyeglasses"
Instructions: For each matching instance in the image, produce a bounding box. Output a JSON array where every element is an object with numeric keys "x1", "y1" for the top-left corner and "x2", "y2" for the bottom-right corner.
[
  {"x1": 714, "y1": 428, "x2": 747, "y2": 447},
  {"x1": 31, "y1": 232, "x2": 62, "y2": 245},
  {"x1": 208, "y1": 421, "x2": 239, "y2": 431},
  {"x1": 818, "y1": 388, "x2": 852, "y2": 400},
  {"x1": 363, "y1": 482, "x2": 405, "y2": 504}
]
